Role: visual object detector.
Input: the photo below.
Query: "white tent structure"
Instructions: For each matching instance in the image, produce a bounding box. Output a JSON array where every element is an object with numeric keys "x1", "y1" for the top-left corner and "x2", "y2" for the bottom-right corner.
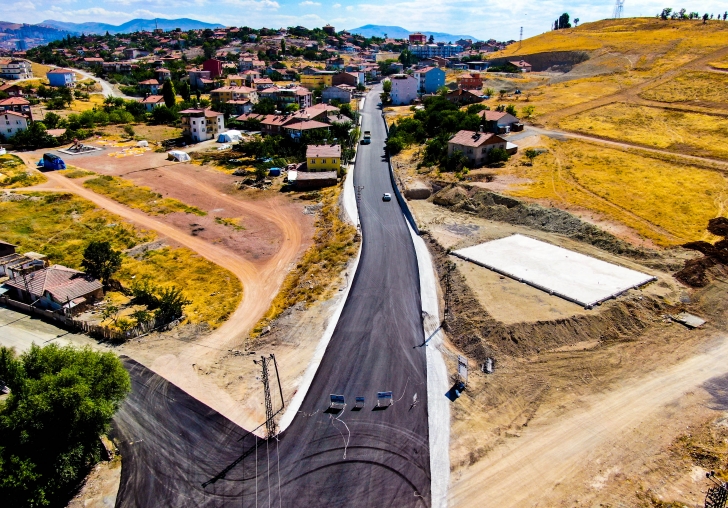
[
  {"x1": 136, "y1": 140, "x2": 149, "y2": 147},
  {"x1": 167, "y1": 150, "x2": 190, "y2": 162},
  {"x1": 217, "y1": 130, "x2": 243, "y2": 143}
]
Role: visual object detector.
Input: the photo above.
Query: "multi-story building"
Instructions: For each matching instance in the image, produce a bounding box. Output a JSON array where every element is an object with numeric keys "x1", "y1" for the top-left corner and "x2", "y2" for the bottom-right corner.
[
  {"x1": 0, "y1": 59, "x2": 32, "y2": 80},
  {"x1": 456, "y1": 72, "x2": 483, "y2": 90},
  {"x1": 413, "y1": 66, "x2": 445, "y2": 93},
  {"x1": 300, "y1": 71, "x2": 335, "y2": 89},
  {"x1": 210, "y1": 86, "x2": 259, "y2": 104},
  {"x1": 46, "y1": 68, "x2": 76, "y2": 87},
  {"x1": 306, "y1": 144, "x2": 341, "y2": 171},
  {"x1": 0, "y1": 97, "x2": 32, "y2": 120},
  {"x1": 139, "y1": 79, "x2": 160, "y2": 94},
  {"x1": 180, "y1": 108, "x2": 225, "y2": 143},
  {"x1": 322, "y1": 24, "x2": 336, "y2": 36},
  {"x1": 202, "y1": 58, "x2": 224, "y2": 79},
  {"x1": 1, "y1": 110, "x2": 29, "y2": 138},
  {"x1": 387, "y1": 74, "x2": 418, "y2": 105},
  {"x1": 408, "y1": 43, "x2": 463, "y2": 59},
  {"x1": 321, "y1": 85, "x2": 352, "y2": 104},
  {"x1": 409, "y1": 32, "x2": 427, "y2": 45}
]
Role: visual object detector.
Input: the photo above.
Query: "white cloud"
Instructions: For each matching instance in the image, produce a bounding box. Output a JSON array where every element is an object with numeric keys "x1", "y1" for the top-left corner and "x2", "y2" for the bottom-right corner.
[
  {"x1": 332, "y1": 3, "x2": 341, "y2": 7},
  {"x1": 299, "y1": 1, "x2": 321, "y2": 6}
]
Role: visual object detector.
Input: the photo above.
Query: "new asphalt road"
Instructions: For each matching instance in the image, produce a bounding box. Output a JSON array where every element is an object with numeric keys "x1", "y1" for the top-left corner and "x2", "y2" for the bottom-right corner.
[{"x1": 112, "y1": 88, "x2": 431, "y2": 507}]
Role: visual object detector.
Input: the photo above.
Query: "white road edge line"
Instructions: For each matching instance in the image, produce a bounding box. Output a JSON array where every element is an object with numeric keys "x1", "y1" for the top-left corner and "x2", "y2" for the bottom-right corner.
[
  {"x1": 407, "y1": 222, "x2": 451, "y2": 508},
  {"x1": 278, "y1": 98, "x2": 364, "y2": 431}
]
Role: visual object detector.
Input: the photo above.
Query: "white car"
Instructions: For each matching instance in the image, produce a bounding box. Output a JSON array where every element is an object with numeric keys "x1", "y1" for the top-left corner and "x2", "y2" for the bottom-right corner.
[{"x1": 382, "y1": 193, "x2": 392, "y2": 201}]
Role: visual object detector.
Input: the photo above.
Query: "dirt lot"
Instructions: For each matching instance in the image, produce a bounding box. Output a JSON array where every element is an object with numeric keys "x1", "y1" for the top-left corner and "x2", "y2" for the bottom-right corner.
[{"x1": 408, "y1": 194, "x2": 728, "y2": 507}]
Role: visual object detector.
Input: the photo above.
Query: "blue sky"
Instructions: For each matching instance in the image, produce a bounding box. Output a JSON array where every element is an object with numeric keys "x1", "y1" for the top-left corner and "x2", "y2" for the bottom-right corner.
[{"x1": 5, "y1": 0, "x2": 728, "y2": 40}]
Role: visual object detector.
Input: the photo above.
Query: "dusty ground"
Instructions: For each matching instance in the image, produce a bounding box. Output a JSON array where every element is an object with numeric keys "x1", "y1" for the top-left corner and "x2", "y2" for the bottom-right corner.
[
  {"x1": 408, "y1": 194, "x2": 728, "y2": 507},
  {"x1": 67, "y1": 457, "x2": 122, "y2": 508}
]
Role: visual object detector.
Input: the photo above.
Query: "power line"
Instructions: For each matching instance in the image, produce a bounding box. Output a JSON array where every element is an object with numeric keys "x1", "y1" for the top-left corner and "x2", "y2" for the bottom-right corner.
[{"x1": 613, "y1": 0, "x2": 625, "y2": 18}]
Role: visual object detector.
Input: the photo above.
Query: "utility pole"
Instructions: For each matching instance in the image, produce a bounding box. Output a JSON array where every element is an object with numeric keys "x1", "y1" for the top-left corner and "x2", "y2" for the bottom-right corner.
[
  {"x1": 518, "y1": 27, "x2": 523, "y2": 49},
  {"x1": 355, "y1": 185, "x2": 364, "y2": 232},
  {"x1": 254, "y1": 354, "x2": 284, "y2": 439},
  {"x1": 443, "y1": 261, "x2": 454, "y2": 318}
]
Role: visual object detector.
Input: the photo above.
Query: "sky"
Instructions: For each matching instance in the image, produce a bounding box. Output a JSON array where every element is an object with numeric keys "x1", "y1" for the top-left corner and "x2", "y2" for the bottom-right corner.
[{"x1": 4, "y1": 0, "x2": 728, "y2": 40}]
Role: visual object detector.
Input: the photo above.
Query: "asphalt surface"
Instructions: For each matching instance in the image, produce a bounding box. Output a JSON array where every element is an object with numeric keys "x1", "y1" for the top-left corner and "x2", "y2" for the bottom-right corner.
[{"x1": 112, "y1": 88, "x2": 431, "y2": 507}]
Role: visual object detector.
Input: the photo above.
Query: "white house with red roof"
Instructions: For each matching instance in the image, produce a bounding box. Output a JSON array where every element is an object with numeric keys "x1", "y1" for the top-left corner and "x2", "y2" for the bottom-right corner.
[{"x1": 180, "y1": 108, "x2": 225, "y2": 142}]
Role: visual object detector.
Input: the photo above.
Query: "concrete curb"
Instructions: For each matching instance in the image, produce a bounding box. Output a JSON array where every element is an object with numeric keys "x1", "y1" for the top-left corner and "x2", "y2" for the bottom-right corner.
[{"x1": 407, "y1": 225, "x2": 451, "y2": 507}]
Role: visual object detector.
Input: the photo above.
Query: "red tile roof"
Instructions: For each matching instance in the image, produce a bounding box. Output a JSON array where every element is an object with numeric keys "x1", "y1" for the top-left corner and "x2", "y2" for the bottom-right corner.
[
  {"x1": 306, "y1": 144, "x2": 341, "y2": 158},
  {"x1": 0, "y1": 97, "x2": 30, "y2": 105},
  {"x1": 4, "y1": 265, "x2": 102, "y2": 303},
  {"x1": 448, "y1": 130, "x2": 506, "y2": 148},
  {"x1": 141, "y1": 95, "x2": 165, "y2": 104}
]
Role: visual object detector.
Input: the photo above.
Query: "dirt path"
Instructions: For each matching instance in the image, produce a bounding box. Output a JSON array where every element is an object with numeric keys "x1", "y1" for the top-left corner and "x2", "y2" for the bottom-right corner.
[
  {"x1": 526, "y1": 125, "x2": 728, "y2": 171},
  {"x1": 14, "y1": 154, "x2": 305, "y2": 429},
  {"x1": 540, "y1": 45, "x2": 728, "y2": 126},
  {"x1": 449, "y1": 333, "x2": 728, "y2": 507}
]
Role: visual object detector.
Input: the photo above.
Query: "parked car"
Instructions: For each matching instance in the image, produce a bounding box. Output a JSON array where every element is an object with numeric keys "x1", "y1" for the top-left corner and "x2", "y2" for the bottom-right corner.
[{"x1": 382, "y1": 193, "x2": 392, "y2": 201}]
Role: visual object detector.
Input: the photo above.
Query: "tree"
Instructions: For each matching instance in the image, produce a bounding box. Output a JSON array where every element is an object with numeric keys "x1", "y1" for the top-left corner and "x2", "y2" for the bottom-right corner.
[
  {"x1": 178, "y1": 81, "x2": 191, "y2": 102},
  {"x1": 574, "y1": 18, "x2": 580, "y2": 26},
  {"x1": 161, "y1": 80, "x2": 176, "y2": 108},
  {"x1": 202, "y1": 41, "x2": 215, "y2": 59},
  {"x1": 382, "y1": 79, "x2": 392, "y2": 93},
  {"x1": 505, "y1": 104, "x2": 518, "y2": 116},
  {"x1": 280, "y1": 39, "x2": 286, "y2": 54},
  {"x1": 703, "y1": 12, "x2": 709, "y2": 23},
  {"x1": 558, "y1": 13, "x2": 571, "y2": 29},
  {"x1": 487, "y1": 146, "x2": 510, "y2": 164},
  {"x1": 428, "y1": 34, "x2": 435, "y2": 43},
  {"x1": 521, "y1": 105, "x2": 535, "y2": 118},
  {"x1": 660, "y1": 8, "x2": 673, "y2": 20},
  {"x1": 523, "y1": 148, "x2": 540, "y2": 165},
  {"x1": 0, "y1": 344, "x2": 130, "y2": 507},
  {"x1": 42, "y1": 111, "x2": 62, "y2": 129},
  {"x1": 80, "y1": 240, "x2": 121, "y2": 285},
  {"x1": 252, "y1": 98, "x2": 276, "y2": 114}
]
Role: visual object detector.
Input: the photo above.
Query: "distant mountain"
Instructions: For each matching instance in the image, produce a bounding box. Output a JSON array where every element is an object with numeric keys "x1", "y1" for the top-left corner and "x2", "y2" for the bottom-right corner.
[
  {"x1": 0, "y1": 21, "x2": 73, "y2": 50},
  {"x1": 349, "y1": 25, "x2": 478, "y2": 42},
  {"x1": 39, "y1": 18, "x2": 224, "y2": 35}
]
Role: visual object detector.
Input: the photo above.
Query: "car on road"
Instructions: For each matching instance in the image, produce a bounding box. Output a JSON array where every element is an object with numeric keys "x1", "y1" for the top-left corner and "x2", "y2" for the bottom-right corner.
[{"x1": 382, "y1": 193, "x2": 392, "y2": 201}]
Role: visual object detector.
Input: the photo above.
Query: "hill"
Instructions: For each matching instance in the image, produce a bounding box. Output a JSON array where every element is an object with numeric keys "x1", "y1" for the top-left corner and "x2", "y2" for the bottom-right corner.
[
  {"x1": 0, "y1": 22, "x2": 73, "y2": 50},
  {"x1": 349, "y1": 24, "x2": 477, "y2": 42},
  {"x1": 39, "y1": 18, "x2": 224, "y2": 35}
]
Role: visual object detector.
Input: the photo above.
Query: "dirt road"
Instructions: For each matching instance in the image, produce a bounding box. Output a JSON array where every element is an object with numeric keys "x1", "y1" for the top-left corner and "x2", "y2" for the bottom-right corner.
[
  {"x1": 449, "y1": 334, "x2": 728, "y2": 507},
  {"x1": 14, "y1": 154, "x2": 306, "y2": 429}
]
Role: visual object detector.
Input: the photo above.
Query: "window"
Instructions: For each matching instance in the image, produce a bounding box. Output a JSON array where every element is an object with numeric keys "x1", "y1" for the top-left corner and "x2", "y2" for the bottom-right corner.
[
  {"x1": 192, "y1": 120, "x2": 196, "y2": 125},
  {"x1": 322, "y1": 159, "x2": 326, "y2": 164},
  {"x1": 310, "y1": 159, "x2": 315, "y2": 164}
]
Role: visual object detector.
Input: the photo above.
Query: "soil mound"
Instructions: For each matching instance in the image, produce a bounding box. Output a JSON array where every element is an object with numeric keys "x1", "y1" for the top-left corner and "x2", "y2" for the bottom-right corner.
[
  {"x1": 427, "y1": 236, "x2": 664, "y2": 362},
  {"x1": 432, "y1": 184, "x2": 651, "y2": 259}
]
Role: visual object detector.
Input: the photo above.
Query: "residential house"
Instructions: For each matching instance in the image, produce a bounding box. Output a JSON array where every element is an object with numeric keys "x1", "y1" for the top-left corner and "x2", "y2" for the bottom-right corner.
[
  {"x1": 252, "y1": 77, "x2": 275, "y2": 90},
  {"x1": 80, "y1": 57, "x2": 104, "y2": 67},
  {"x1": 46, "y1": 68, "x2": 76, "y2": 87},
  {"x1": 155, "y1": 68, "x2": 172, "y2": 81},
  {"x1": 388, "y1": 74, "x2": 418, "y2": 105},
  {"x1": 0, "y1": 59, "x2": 32, "y2": 80},
  {"x1": 293, "y1": 171, "x2": 338, "y2": 190},
  {"x1": 141, "y1": 95, "x2": 166, "y2": 112},
  {"x1": 306, "y1": 144, "x2": 341, "y2": 171},
  {"x1": 1, "y1": 111, "x2": 28, "y2": 138},
  {"x1": 444, "y1": 88, "x2": 482, "y2": 105},
  {"x1": 238, "y1": 57, "x2": 265, "y2": 71},
  {"x1": 447, "y1": 129, "x2": 508, "y2": 167},
  {"x1": 456, "y1": 72, "x2": 483, "y2": 91},
  {"x1": 509, "y1": 60, "x2": 532, "y2": 72},
  {"x1": 282, "y1": 119, "x2": 330, "y2": 140},
  {"x1": 300, "y1": 71, "x2": 335, "y2": 89},
  {"x1": 260, "y1": 86, "x2": 313, "y2": 110},
  {"x1": 414, "y1": 66, "x2": 445, "y2": 94},
  {"x1": 180, "y1": 108, "x2": 225, "y2": 142},
  {"x1": 478, "y1": 110, "x2": 522, "y2": 134},
  {"x1": 321, "y1": 85, "x2": 352, "y2": 104},
  {"x1": 2, "y1": 264, "x2": 103, "y2": 314},
  {"x1": 332, "y1": 71, "x2": 364, "y2": 87},
  {"x1": 0, "y1": 250, "x2": 46, "y2": 279},
  {"x1": 188, "y1": 69, "x2": 213, "y2": 90},
  {"x1": 210, "y1": 86, "x2": 259, "y2": 105},
  {"x1": 139, "y1": 79, "x2": 160, "y2": 94},
  {"x1": 0, "y1": 240, "x2": 16, "y2": 258},
  {"x1": 409, "y1": 32, "x2": 427, "y2": 44},
  {"x1": 0, "y1": 97, "x2": 32, "y2": 120},
  {"x1": 124, "y1": 48, "x2": 149, "y2": 59},
  {"x1": 0, "y1": 83, "x2": 24, "y2": 97},
  {"x1": 322, "y1": 24, "x2": 336, "y2": 36},
  {"x1": 225, "y1": 74, "x2": 248, "y2": 86},
  {"x1": 202, "y1": 58, "x2": 224, "y2": 78}
]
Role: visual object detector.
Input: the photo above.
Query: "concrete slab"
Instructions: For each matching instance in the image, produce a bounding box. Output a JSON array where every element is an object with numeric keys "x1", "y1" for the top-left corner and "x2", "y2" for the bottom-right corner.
[{"x1": 452, "y1": 234, "x2": 655, "y2": 308}]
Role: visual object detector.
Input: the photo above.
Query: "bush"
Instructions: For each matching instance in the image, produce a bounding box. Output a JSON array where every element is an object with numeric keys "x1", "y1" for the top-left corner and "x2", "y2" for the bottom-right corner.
[
  {"x1": 487, "y1": 147, "x2": 510, "y2": 164},
  {"x1": 0, "y1": 344, "x2": 130, "y2": 507},
  {"x1": 123, "y1": 125, "x2": 135, "y2": 138}
]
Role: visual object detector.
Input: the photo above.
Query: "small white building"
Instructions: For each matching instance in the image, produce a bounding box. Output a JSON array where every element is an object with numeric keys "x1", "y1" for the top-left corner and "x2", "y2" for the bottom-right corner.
[
  {"x1": 2, "y1": 111, "x2": 28, "y2": 138},
  {"x1": 447, "y1": 129, "x2": 508, "y2": 168},
  {"x1": 180, "y1": 108, "x2": 225, "y2": 143},
  {"x1": 321, "y1": 85, "x2": 352, "y2": 104},
  {"x1": 0, "y1": 58, "x2": 32, "y2": 80},
  {"x1": 388, "y1": 74, "x2": 418, "y2": 106}
]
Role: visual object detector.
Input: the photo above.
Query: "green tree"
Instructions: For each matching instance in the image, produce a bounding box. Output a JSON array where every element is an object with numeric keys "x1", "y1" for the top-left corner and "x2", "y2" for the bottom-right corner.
[
  {"x1": 161, "y1": 80, "x2": 176, "y2": 108},
  {"x1": 252, "y1": 98, "x2": 276, "y2": 114},
  {"x1": 177, "y1": 81, "x2": 191, "y2": 102},
  {"x1": 521, "y1": 105, "x2": 535, "y2": 118},
  {"x1": 42, "y1": 112, "x2": 62, "y2": 129},
  {"x1": 505, "y1": 104, "x2": 518, "y2": 116},
  {"x1": 80, "y1": 240, "x2": 121, "y2": 285},
  {"x1": 280, "y1": 39, "x2": 286, "y2": 54},
  {"x1": 487, "y1": 147, "x2": 510, "y2": 164},
  {"x1": 523, "y1": 148, "x2": 540, "y2": 165},
  {"x1": 0, "y1": 344, "x2": 130, "y2": 507}
]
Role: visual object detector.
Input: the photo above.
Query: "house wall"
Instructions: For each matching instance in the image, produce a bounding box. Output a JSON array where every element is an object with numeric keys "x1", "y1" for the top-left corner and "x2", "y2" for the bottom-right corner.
[
  {"x1": 2, "y1": 113, "x2": 28, "y2": 137},
  {"x1": 448, "y1": 140, "x2": 507, "y2": 167},
  {"x1": 308, "y1": 156, "x2": 340, "y2": 171},
  {"x1": 47, "y1": 73, "x2": 75, "y2": 87},
  {"x1": 389, "y1": 76, "x2": 419, "y2": 105},
  {"x1": 419, "y1": 69, "x2": 445, "y2": 93},
  {"x1": 321, "y1": 86, "x2": 351, "y2": 104},
  {"x1": 183, "y1": 114, "x2": 225, "y2": 142},
  {"x1": 300, "y1": 74, "x2": 334, "y2": 88}
]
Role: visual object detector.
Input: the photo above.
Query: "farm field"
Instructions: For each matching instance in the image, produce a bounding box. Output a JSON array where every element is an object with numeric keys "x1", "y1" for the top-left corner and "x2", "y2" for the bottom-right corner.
[
  {"x1": 639, "y1": 71, "x2": 728, "y2": 103},
  {"x1": 558, "y1": 103, "x2": 728, "y2": 161},
  {"x1": 0, "y1": 191, "x2": 241, "y2": 327},
  {"x1": 505, "y1": 139, "x2": 728, "y2": 246}
]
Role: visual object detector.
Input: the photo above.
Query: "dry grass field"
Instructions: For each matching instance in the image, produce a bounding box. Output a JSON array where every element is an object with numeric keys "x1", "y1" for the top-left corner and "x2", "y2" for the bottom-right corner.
[
  {"x1": 640, "y1": 71, "x2": 728, "y2": 103},
  {"x1": 558, "y1": 103, "x2": 728, "y2": 160},
  {"x1": 0, "y1": 154, "x2": 46, "y2": 188},
  {"x1": 710, "y1": 55, "x2": 728, "y2": 69},
  {"x1": 0, "y1": 191, "x2": 241, "y2": 328},
  {"x1": 505, "y1": 139, "x2": 728, "y2": 245},
  {"x1": 83, "y1": 175, "x2": 206, "y2": 216}
]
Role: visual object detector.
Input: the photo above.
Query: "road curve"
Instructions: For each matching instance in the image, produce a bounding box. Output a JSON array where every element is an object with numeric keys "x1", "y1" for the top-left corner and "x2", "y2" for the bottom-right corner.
[{"x1": 112, "y1": 87, "x2": 431, "y2": 507}]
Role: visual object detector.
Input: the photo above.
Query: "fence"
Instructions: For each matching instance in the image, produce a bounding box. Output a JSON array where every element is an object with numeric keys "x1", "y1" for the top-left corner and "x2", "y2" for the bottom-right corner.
[{"x1": 1, "y1": 295, "x2": 179, "y2": 342}]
